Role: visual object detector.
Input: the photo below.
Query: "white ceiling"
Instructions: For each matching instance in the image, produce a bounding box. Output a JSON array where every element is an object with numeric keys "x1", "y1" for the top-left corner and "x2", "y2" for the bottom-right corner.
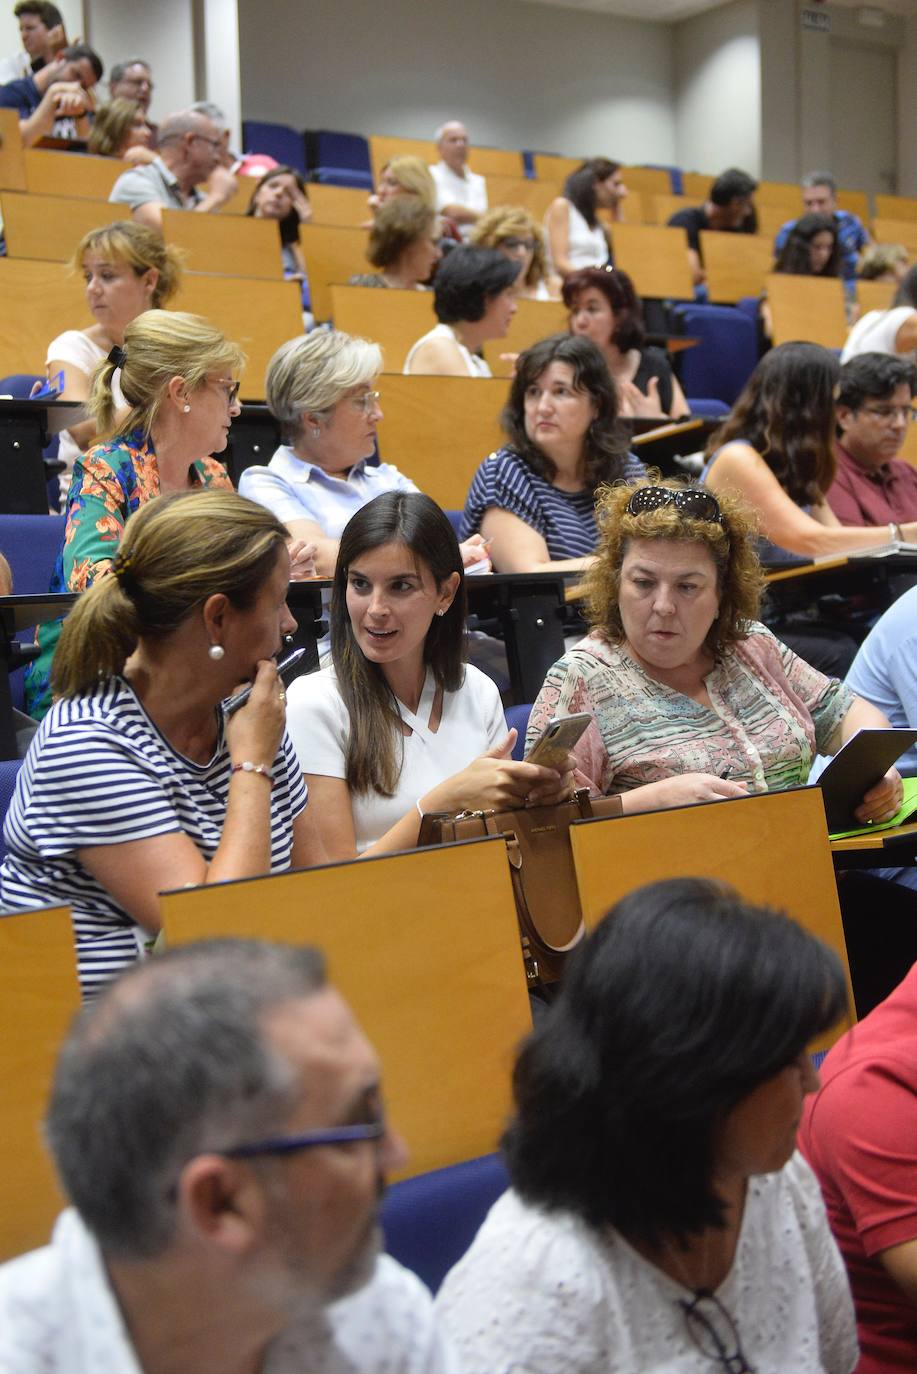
[{"x1": 520, "y1": 0, "x2": 915, "y2": 20}]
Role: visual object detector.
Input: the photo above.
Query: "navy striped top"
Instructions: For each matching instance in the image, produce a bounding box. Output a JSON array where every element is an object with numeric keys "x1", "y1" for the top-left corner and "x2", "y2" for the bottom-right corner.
[
  {"x1": 0, "y1": 678, "x2": 308, "y2": 998},
  {"x1": 461, "y1": 446, "x2": 646, "y2": 560}
]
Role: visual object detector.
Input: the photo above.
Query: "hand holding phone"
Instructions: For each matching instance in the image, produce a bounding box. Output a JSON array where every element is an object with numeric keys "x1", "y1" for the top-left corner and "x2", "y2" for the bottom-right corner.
[{"x1": 524, "y1": 713, "x2": 591, "y2": 770}]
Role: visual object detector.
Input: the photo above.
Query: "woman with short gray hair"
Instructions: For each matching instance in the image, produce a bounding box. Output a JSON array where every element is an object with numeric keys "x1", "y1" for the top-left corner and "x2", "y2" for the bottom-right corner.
[{"x1": 239, "y1": 330, "x2": 490, "y2": 577}]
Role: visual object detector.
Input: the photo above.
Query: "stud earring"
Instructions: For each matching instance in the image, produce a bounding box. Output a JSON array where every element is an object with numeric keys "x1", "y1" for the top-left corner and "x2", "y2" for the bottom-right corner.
[
  {"x1": 436, "y1": 609, "x2": 446, "y2": 617},
  {"x1": 311, "y1": 426, "x2": 320, "y2": 437},
  {"x1": 183, "y1": 404, "x2": 191, "y2": 413},
  {"x1": 208, "y1": 644, "x2": 225, "y2": 661}
]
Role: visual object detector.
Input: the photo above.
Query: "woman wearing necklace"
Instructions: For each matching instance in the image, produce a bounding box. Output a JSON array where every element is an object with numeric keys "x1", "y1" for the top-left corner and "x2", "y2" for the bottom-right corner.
[
  {"x1": 403, "y1": 246, "x2": 520, "y2": 377},
  {"x1": 436, "y1": 875, "x2": 857, "y2": 1373}
]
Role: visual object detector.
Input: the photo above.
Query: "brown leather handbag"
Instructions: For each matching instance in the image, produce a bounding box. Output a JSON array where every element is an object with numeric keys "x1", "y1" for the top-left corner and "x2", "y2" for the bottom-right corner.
[{"x1": 418, "y1": 789, "x2": 623, "y2": 987}]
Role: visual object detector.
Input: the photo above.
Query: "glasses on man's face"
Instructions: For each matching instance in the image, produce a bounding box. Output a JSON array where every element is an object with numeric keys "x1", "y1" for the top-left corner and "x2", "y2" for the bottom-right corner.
[
  {"x1": 625, "y1": 485, "x2": 723, "y2": 524},
  {"x1": 859, "y1": 404, "x2": 917, "y2": 424},
  {"x1": 221, "y1": 1121, "x2": 386, "y2": 1159},
  {"x1": 679, "y1": 1291, "x2": 755, "y2": 1372},
  {"x1": 349, "y1": 390, "x2": 381, "y2": 416},
  {"x1": 192, "y1": 133, "x2": 223, "y2": 151}
]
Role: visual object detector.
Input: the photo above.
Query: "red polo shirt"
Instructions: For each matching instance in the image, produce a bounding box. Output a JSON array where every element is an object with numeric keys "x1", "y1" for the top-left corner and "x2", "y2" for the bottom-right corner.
[{"x1": 827, "y1": 443, "x2": 917, "y2": 527}]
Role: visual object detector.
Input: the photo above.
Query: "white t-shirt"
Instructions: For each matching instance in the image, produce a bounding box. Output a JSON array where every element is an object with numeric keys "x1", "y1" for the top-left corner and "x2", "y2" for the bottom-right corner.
[
  {"x1": 436, "y1": 1153, "x2": 858, "y2": 1374},
  {"x1": 0, "y1": 1208, "x2": 458, "y2": 1374},
  {"x1": 840, "y1": 305, "x2": 917, "y2": 363},
  {"x1": 45, "y1": 331, "x2": 127, "y2": 475},
  {"x1": 286, "y1": 664, "x2": 506, "y2": 852},
  {"x1": 544, "y1": 200, "x2": 610, "y2": 276},
  {"x1": 429, "y1": 161, "x2": 488, "y2": 240}
]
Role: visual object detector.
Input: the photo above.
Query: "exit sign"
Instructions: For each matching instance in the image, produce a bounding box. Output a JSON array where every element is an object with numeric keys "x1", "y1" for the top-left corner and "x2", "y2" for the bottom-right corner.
[{"x1": 801, "y1": 7, "x2": 831, "y2": 31}]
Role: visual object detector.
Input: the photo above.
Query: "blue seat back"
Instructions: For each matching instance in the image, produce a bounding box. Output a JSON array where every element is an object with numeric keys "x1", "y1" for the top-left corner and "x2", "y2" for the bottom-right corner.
[
  {"x1": 686, "y1": 397, "x2": 730, "y2": 419},
  {"x1": 673, "y1": 305, "x2": 758, "y2": 406},
  {"x1": 241, "y1": 121, "x2": 307, "y2": 174},
  {"x1": 0, "y1": 514, "x2": 66, "y2": 595},
  {"x1": 444, "y1": 509, "x2": 463, "y2": 539},
  {"x1": 504, "y1": 703, "x2": 532, "y2": 760},
  {"x1": 381, "y1": 1153, "x2": 509, "y2": 1292}
]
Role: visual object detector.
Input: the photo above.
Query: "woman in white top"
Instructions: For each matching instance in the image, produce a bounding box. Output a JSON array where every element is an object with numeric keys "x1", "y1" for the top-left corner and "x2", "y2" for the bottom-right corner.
[
  {"x1": 544, "y1": 158, "x2": 624, "y2": 279},
  {"x1": 842, "y1": 265, "x2": 917, "y2": 363},
  {"x1": 47, "y1": 222, "x2": 183, "y2": 486},
  {"x1": 285, "y1": 491, "x2": 573, "y2": 859},
  {"x1": 403, "y1": 246, "x2": 520, "y2": 377},
  {"x1": 436, "y1": 875, "x2": 857, "y2": 1374}
]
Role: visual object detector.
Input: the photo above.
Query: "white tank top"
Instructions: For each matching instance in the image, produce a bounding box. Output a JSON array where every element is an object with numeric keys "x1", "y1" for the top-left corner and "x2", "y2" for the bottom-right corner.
[{"x1": 403, "y1": 322, "x2": 492, "y2": 377}]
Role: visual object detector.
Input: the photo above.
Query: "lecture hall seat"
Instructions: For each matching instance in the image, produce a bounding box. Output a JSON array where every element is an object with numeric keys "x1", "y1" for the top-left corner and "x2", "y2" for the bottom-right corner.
[
  {"x1": 672, "y1": 303, "x2": 758, "y2": 407},
  {"x1": 241, "y1": 120, "x2": 307, "y2": 174}
]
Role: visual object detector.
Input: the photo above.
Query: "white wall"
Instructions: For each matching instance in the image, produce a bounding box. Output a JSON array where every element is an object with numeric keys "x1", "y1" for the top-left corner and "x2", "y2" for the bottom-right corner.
[
  {"x1": 898, "y1": 15, "x2": 917, "y2": 196},
  {"x1": 237, "y1": 0, "x2": 676, "y2": 163},
  {"x1": 673, "y1": 0, "x2": 761, "y2": 177},
  {"x1": 0, "y1": 0, "x2": 84, "y2": 63},
  {"x1": 83, "y1": 0, "x2": 195, "y2": 125}
]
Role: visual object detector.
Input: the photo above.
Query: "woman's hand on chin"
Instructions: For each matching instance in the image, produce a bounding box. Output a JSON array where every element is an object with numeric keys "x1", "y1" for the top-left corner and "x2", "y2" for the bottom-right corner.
[
  {"x1": 226, "y1": 660, "x2": 286, "y2": 767},
  {"x1": 854, "y1": 767, "x2": 904, "y2": 825}
]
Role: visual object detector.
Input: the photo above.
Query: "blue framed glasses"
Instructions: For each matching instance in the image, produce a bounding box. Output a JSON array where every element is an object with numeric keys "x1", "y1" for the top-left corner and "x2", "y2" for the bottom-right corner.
[{"x1": 222, "y1": 1121, "x2": 386, "y2": 1159}]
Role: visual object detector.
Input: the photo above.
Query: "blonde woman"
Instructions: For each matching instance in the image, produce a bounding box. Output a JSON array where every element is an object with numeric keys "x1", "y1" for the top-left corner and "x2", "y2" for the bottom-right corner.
[
  {"x1": 47, "y1": 221, "x2": 183, "y2": 479},
  {"x1": 470, "y1": 205, "x2": 556, "y2": 300},
  {"x1": 5, "y1": 490, "x2": 324, "y2": 998},
  {"x1": 87, "y1": 97, "x2": 154, "y2": 160},
  {"x1": 350, "y1": 197, "x2": 441, "y2": 290},
  {"x1": 26, "y1": 310, "x2": 241, "y2": 719},
  {"x1": 366, "y1": 154, "x2": 460, "y2": 241}
]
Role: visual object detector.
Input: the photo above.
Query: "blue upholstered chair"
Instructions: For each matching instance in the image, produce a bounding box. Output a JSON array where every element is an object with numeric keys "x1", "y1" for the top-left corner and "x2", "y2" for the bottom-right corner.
[
  {"x1": 382, "y1": 1153, "x2": 509, "y2": 1293},
  {"x1": 685, "y1": 398, "x2": 730, "y2": 419},
  {"x1": 307, "y1": 130, "x2": 373, "y2": 189},
  {"x1": 241, "y1": 121, "x2": 307, "y2": 174},
  {"x1": 504, "y1": 703, "x2": 532, "y2": 760},
  {"x1": 673, "y1": 304, "x2": 758, "y2": 407}
]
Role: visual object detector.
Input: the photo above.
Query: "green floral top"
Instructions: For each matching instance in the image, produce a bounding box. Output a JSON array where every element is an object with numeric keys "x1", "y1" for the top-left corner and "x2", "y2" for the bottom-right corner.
[{"x1": 24, "y1": 428, "x2": 232, "y2": 719}]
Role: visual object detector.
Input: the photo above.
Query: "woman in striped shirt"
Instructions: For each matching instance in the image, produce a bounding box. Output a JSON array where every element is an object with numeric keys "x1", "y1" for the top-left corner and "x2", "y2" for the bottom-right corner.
[
  {"x1": 527, "y1": 476, "x2": 904, "y2": 820},
  {"x1": 1, "y1": 490, "x2": 325, "y2": 997},
  {"x1": 462, "y1": 334, "x2": 645, "y2": 576}
]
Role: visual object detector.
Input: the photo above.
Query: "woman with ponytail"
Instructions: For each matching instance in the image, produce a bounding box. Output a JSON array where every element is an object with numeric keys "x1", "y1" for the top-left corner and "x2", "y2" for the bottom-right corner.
[
  {"x1": 3, "y1": 490, "x2": 324, "y2": 998},
  {"x1": 25, "y1": 309, "x2": 241, "y2": 719}
]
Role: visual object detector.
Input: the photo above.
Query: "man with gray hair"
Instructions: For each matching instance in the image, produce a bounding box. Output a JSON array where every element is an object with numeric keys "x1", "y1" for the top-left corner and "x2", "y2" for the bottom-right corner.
[
  {"x1": 108, "y1": 57, "x2": 153, "y2": 113},
  {"x1": 109, "y1": 105, "x2": 237, "y2": 231},
  {"x1": 429, "y1": 120, "x2": 487, "y2": 240},
  {"x1": 773, "y1": 170, "x2": 870, "y2": 282},
  {"x1": 0, "y1": 939, "x2": 455, "y2": 1372}
]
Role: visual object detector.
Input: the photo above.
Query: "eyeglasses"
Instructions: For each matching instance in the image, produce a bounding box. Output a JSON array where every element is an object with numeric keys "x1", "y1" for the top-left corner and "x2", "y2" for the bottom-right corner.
[
  {"x1": 625, "y1": 486, "x2": 723, "y2": 524},
  {"x1": 222, "y1": 1121, "x2": 386, "y2": 1159},
  {"x1": 349, "y1": 390, "x2": 381, "y2": 415},
  {"x1": 858, "y1": 405, "x2": 917, "y2": 424},
  {"x1": 207, "y1": 378, "x2": 241, "y2": 405},
  {"x1": 192, "y1": 133, "x2": 223, "y2": 150},
  {"x1": 679, "y1": 1291, "x2": 755, "y2": 1373}
]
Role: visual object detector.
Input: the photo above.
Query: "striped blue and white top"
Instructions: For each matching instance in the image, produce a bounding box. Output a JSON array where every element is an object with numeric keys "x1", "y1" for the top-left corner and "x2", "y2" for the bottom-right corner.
[
  {"x1": 1, "y1": 678, "x2": 308, "y2": 998},
  {"x1": 461, "y1": 446, "x2": 646, "y2": 561}
]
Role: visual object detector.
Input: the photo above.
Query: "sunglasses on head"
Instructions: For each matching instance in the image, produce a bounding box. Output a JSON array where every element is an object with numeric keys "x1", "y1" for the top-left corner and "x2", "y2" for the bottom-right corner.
[{"x1": 625, "y1": 486, "x2": 723, "y2": 524}]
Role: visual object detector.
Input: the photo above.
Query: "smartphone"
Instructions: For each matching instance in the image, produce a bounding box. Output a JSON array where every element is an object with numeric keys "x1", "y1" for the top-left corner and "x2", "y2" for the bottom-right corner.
[
  {"x1": 224, "y1": 646, "x2": 306, "y2": 716},
  {"x1": 525, "y1": 713, "x2": 592, "y2": 769}
]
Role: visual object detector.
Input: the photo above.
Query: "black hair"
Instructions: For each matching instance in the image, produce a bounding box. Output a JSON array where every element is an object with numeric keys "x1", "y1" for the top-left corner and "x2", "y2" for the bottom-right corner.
[
  {"x1": 837, "y1": 352, "x2": 917, "y2": 410},
  {"x1": 561, "y1": 266, "x2": 645, "y2": 352},
  {"x1": 14, "y1": 1, "x2": 63, "y2": 24},
  {"x1": 61, "y1": 42, "x2": 103, "y2": 81},
  {"x1": 774, "y1": 212, "x2": 840, "y2": 277},
  {"x1": 562, "y1": 157, "x2": 620, "y2": 230},
  {"x1": 331, "y1": 492, "x2": 467, "y2": 796},
  {"x1": 503, "y1": 877, "x2": 846, "y2": 1247},
  {"x1": 432, "y1": 246, "x2": 520, "y2": 324},
  {"x1": 893, "y1": 265, "x2": 917, "y2": 310},
  {"x1": 710, "y1": 168, "x2": 757, "y2": 206},
  {"x1": 501, "y1": 333, "x2": 630, "y2": 493},
  {"x1": 245, "y1": 164, "x2": 309, "y2": 247}
]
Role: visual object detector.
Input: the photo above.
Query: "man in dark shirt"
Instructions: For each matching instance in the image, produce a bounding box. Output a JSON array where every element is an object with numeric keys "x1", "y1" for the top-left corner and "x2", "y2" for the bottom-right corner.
[
  {"x1": 829, "y1": 353, "x2": 917, "y2": 529},
  {"x1": 0, "y1": 41, "x2": 101, "y2": 145},
  {"x1": 667, "y1": 168, "x2": 758, "y2": 289}
]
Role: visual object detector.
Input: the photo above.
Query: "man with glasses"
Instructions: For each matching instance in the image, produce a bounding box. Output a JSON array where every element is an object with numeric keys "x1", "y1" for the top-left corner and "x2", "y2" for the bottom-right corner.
[
  {"x1": 0, "y1": 938, "x2": 455, "y2": 1372},
  {"x1": 109, "y1": 107, "x2": 237, "y2": 231},
  {"x1": 108, "y1": 57, "x2": 153, "y2": 114},
  {"x1": 828, "y1": 353, "x2": 917, "y2": 529}
]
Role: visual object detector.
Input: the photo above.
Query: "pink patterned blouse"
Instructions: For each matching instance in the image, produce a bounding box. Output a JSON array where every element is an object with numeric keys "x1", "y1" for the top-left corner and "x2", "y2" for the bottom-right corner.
[{"x1": 526, "y1": 622, "x2": 855, "y2": 797}]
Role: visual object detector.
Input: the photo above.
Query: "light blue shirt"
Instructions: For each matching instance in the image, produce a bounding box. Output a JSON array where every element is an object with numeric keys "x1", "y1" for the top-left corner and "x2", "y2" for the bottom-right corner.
[
  {"x1": 846, "y1": 584, "x2": 917, "y2": 778},
  {"x1": 238, "y1": 445, "x2": 418, "y2": 536}
]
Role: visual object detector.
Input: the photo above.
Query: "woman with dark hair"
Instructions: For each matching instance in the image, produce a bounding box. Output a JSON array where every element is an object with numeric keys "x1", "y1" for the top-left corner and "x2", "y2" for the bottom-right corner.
[
  {"x1": 527, "y1": 475, "x2": 901, "y2": 816},
  {"x1": 246, "y1": 165, "x2": 312, "y2": 303},
  {"x1": 774, "y1": 212, "x2": 841, "y2": 278},
  {"x1": 564, "y1": 266, "x2": 689, "y2": 418},
  {"x1": 544, "y1": 158, "x2": 624, "y2": 278},
  {"x1": 842, "y1": 263, "x2": 917, "y2": 362},
  {"x1": 437, "y1": 876, "x2": 857, "y2": 1373},
  {"x1": 704, "y1": 342, "x2": 917, "y2": 558},
  {"x1": 349, "y1": 196, "x2": 441, "y2": 290},
  {"x1": 403, "y1": 246, "x2": 520, "y2": 376},
  {"x1": 461, "y1": 333, "x2": 645, "y2": 574},
  {"x1": 285, "y1": 492, "x2": 572, "y2": 859}
]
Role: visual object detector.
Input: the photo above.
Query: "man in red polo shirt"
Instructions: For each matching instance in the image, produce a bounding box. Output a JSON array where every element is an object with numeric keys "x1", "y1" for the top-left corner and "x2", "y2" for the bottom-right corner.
[
  {"x1": 828, "y1": 354, "x2": 917, "y2": 530},
  {"x1": 799, "y1": 962, "x2": 917, "y2": 1372}
]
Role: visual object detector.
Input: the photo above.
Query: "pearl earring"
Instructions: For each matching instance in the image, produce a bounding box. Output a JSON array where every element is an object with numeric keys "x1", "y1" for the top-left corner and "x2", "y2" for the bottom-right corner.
[
  {"x1": 208, "y1": 644, "x2": 225, "y2": 661},
  {"x1": 183, "y1": 404, "x2": 191, "y2": 413},
  {"x1": 436, "y1": 609, "x2": 446, "y2": 617}
]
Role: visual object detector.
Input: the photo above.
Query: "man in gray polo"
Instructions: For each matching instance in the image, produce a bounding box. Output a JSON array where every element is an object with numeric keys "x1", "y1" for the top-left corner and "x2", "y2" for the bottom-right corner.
[
  {"x1": 0, "y1": 938, "x2": 455, "y2": 1372},
  {"x1": 109, "y1": 106, "x2": 237, "y2": 230}
]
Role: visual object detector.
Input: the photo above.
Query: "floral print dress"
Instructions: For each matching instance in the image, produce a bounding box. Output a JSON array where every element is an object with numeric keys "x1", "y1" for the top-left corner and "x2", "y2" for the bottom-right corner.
[{"x1": 24, "y1": 428, "x2": 231, "y2": 719}]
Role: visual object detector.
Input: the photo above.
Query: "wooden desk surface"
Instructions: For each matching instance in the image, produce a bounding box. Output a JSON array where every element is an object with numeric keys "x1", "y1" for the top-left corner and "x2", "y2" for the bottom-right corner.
[{"x1": 764, "y1": 556, "x2": 849, "y2": 584}]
